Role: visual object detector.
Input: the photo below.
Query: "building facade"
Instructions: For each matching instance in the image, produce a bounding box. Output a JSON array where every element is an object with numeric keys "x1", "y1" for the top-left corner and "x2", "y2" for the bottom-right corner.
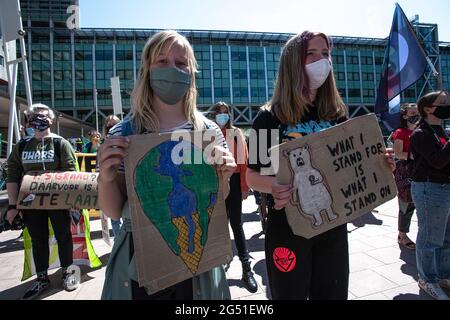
[
  {"x1": 15, "y1": 0, "x2": 450, "y2": 131},
  {"x1": 0, "y1": 32, "x2": 6, "y2": 84}
]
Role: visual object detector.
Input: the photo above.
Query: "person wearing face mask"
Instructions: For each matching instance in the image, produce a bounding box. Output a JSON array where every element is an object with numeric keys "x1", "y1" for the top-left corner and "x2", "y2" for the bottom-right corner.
[
  {"x1": 102, "y1": 115, "x2": 121, "y2": 139},
  {"x1": 21, "y1": 113, "x2": 35, "y2": 138},
  {"x1": 392, "y1": 104, "x2": 419, "y2": 251},
  {"x1": 6, "y1": 103, "x2": 79, "y2": 300},
  {"x1": 99, "y1": 31, "x2": 236, "y2": 300},
  {"x1": 246, "y1": 31, "x2": 395, "y2": 300},
  {"x1": 409, "y1": 90, "x2": 450, "y2": 300},
  {"x1": 84, "y1": 130, "x2": 101, "y2": 154},
  {"x1": 211, "y1": 101, "x2": 258, "y2": 293}
]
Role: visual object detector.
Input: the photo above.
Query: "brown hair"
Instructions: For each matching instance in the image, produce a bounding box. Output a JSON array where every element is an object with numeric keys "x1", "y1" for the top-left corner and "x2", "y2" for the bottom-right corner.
[
  {"x1": 102, "y1": 115, "x2": 120, "y2": 136},
  {"x1": 264, "y1": 31, "x2": 346, "y2": 125},
  {"x1": 211, "y1": 101, "x2": 233, "y2": 130},
  {"x1": 399, "y1": 103, "x2": 418, "y2": 129},
  {"x1": 417, "y1": 90, "x2": 448, "y2": 119}
]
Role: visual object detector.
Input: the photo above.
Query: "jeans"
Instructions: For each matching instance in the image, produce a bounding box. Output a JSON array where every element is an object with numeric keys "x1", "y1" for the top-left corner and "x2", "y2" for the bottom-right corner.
[
  {"x1": 398, "y1": 198, "x2": 415, "y2": 233},
  {"x1": 111, "y1": 218, "x2": 122, "y2": 237},
  {"x1": 225, "y1": 173, "x2": 250, "y2": 264},
  {"x1": 411, "y1": 181, "x2": 450, "y2": 283},
  {"x1": 22, "y1": 209, "x2": 73, "y2": 274}
]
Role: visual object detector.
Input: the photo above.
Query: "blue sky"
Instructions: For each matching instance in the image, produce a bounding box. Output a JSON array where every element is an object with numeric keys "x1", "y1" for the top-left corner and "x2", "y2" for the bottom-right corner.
[{"x1": 79, "y1": 0, "x2": 450, "y2": 41}]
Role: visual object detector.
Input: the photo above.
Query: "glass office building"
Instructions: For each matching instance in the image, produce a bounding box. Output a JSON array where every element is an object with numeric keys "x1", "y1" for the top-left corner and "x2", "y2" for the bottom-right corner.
[
  {"x1": 14, "y1": 0, "x2": 450, "y2": 131},
  {"x1": 0, "y1": 33, "x2": 6, "y2": 84}
]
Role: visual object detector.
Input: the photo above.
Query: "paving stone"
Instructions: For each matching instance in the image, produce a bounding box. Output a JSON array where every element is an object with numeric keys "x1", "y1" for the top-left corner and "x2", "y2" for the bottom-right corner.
[
  {"x1": 372, "y1": 262, "x2": 417, "y2": 286},
  {"x1": 349, "y1": 269, "x2": 397, "y2": 298},
  {"x1": 349, "y1": 252, "x2": 384, "y2": 272},
  {"x1": 0, "y1": 196, "x2": 434, "y2": 300},
  {"x1": 355, "y1": 293, "x2": 390, "y2": 300},
  {"x1": 365, "y1": 247, "x2": 405, "y2": 264}
]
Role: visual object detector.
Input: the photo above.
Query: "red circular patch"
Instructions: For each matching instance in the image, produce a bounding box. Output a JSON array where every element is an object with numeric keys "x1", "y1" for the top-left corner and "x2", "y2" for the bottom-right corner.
[{"x1": 273, "y1": 247, "x2": 296, "y2": 272}]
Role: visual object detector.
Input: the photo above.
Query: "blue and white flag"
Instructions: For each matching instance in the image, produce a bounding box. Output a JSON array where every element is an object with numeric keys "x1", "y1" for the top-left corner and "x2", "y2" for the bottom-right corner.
[{"x1": 375, "y1": 3, "x2": 427, "y2": 131}]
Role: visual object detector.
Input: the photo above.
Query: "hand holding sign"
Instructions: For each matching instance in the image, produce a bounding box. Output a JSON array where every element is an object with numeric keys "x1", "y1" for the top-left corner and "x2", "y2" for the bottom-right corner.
[
  {"x1": 270, "y1": 114, "x2": 397, "y2": 239},
  {"x1": 97, "y1": 136, "x2": 129, "y2": 183}
]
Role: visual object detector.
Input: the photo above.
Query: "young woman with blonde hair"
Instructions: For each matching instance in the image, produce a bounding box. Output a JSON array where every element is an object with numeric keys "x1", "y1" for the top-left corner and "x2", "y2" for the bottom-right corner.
[{"x1": 98, "y1": 30, "x2": 235, "y2": 300}]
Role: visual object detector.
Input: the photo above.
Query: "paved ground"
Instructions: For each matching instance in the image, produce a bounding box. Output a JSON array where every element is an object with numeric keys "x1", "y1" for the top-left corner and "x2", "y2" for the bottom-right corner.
[{"x1": 0, "y1": 195, "x2": 448, "y2": 300}]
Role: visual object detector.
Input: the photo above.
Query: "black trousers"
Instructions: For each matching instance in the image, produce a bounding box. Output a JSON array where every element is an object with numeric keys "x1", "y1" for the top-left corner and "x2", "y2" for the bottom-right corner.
[
  {"x1": 22, "y1": 209, "x2": 73, "y2": 274},
  {"x1": 265, "y1": 208, "x2": 349, "y2": 300},
  {"x1": 225, "y1": 172, "x2": 250, "y2": 264},
  {"x1": 398, "y1": 198, "x2": 415, "y2": 233}
]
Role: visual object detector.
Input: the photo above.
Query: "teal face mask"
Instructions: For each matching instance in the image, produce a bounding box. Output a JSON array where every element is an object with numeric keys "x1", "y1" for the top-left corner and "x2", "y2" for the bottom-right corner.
[
  {"x1": 25, "y1": 127, "x2": 35, "y2": 137},
  {"x1": 149, "y1": 66, "x2": 191, "y2": 105},
  {"x1": 215, "y1": 113, "x2": 230, "y2": 127}
]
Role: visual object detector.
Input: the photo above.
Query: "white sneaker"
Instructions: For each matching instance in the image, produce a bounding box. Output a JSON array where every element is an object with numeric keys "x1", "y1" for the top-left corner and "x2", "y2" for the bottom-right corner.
[
  {"x1": 418, "y1": 279, "x2": 449, "y2": 300},
  {"x1": 438, "y1": 279, "x2": 450, "y2": 290}
]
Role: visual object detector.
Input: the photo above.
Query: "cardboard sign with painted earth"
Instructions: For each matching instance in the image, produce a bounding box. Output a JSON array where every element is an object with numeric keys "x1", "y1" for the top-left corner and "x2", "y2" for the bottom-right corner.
[
  {"x1": 270, "y1": 114, "x2": 397, "y2": 239},
  {"x1": 124, "y1": 131, "x2": 232, "y2": 294}
]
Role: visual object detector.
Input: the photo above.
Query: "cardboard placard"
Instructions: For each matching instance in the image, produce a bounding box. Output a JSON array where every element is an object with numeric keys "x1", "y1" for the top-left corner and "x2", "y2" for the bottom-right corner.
[
  {"x1": 271, "y1": 114, "x2": 397, "y2": 239},
  {"x1": 100, "y1": 211, "x2": 112, "y2": 246},
  {"x1": 75, "y1": 153, "x2": 101, "y2": 218},
  {"x1": 76, "y1": 153, "x2": 97, "y2": 173},
  {"x1": 124, "y1": 131, "x2": 232, "y2": 294},
  {"x1": 17, "y1": 171, "x2": 99, "y2": 210}
]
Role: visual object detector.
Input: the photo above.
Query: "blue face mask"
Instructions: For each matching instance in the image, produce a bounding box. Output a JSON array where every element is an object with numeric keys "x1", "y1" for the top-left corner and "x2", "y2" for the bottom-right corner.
[
  {"x1": 215, "y1": 113, "x2": 230, "y2": 127},
  {"x1": 25, "y1": 127, "x2": 35, "y2": 137}
]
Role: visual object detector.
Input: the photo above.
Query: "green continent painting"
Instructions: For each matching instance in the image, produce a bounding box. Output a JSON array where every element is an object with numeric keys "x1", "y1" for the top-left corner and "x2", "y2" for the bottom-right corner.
[{"x1": 135, "y1": 140, "x2": 218, "y2": 273}]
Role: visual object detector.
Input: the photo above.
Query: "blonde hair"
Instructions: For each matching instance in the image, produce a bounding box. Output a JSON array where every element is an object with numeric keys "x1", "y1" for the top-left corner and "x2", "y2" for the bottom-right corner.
[
  {"x1": 130, "y1": 30, "x2": 203, "y2": 133},
  {"x1": 265, "y1": 31, "x2": 346, "y2": 125}
]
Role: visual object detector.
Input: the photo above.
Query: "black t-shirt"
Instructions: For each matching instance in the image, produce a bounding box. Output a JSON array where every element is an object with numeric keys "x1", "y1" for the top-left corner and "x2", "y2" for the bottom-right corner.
[
  {"x1": 410, "y1": 120, "x2": 450, "y2": 183},
  {"x1": 247, "y1": 105, "x2": 347, "y2": 175}
]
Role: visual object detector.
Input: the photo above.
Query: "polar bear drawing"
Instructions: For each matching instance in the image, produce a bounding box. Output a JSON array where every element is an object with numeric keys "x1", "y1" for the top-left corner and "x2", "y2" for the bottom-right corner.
[{"x1": 285, "y1": 145, "x2": 337, "y2": 227}]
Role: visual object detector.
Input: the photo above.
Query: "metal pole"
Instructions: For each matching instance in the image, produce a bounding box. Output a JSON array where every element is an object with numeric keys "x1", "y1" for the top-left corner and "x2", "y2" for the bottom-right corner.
[
  {"x1": 19, "y1": 36, "x2": 32, "y2": 107},
  {"x1": 425, "y1": 56, "x2": 443, "y2": 90},
  {"x1": 4, "y1": 41, "x2": 20, "y2": 157},
  {"x1": 95, "y1": 89, "x2": 99, "y2": 132},
  {"x1": 56, "y1": 114, "x2": 60, "y2": 135},
  {"x1": 9, "y1": 57, "x2": 20, "y2": 142}
]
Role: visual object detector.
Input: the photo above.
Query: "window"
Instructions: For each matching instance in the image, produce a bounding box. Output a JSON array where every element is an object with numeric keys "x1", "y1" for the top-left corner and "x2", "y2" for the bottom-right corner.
[
  {"x1": 363, "y1": 89, "x2": 374, "y2": 97},
  {"x1": 336, "y1": 56, "x2": 344, "y2": 64},
  {"x1": 375, "y1": 57, "x2": 384, "y2": 65},
  {"x1": 348, "y1": 89, "x2": 361, "y2": 97}
]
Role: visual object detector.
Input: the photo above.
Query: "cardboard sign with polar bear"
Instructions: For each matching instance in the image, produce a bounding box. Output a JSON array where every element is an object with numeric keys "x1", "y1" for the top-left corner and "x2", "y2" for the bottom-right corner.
[{"x1": 270, "y1": 114, "x2": 397, "y2": 239}]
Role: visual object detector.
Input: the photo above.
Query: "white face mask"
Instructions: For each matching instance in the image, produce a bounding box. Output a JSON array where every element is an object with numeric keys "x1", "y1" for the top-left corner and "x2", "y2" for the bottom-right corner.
[{"x1": 305, "y1": 58, "x2": 332, "y2": 90}]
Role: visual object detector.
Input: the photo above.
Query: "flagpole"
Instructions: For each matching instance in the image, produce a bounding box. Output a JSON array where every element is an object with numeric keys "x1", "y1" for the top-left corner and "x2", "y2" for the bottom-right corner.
[{"x1": 425, "y1": 56, "x2": 443, "y2": 90}]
